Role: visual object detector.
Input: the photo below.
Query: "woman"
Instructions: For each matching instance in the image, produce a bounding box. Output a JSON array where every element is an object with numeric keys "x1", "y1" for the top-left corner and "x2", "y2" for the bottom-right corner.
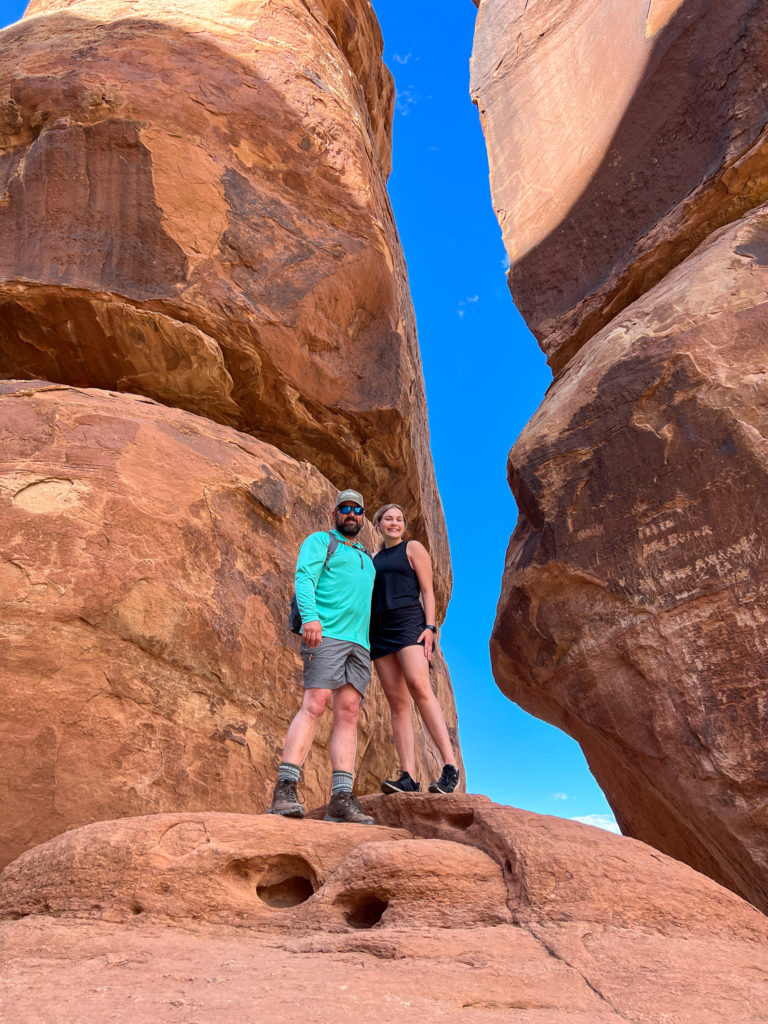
[{"x1": 370, "y1": 503, "x2": 460, "y2": 794}]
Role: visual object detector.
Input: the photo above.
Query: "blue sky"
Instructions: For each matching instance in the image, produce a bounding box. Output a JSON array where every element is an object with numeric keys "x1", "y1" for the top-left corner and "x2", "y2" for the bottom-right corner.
[
  {"x1": 376, "y1": 2, "x2": 617, "y2": 832},
  {"x1": 0, "y1": 0, "x2": 617, "y2": 832}
]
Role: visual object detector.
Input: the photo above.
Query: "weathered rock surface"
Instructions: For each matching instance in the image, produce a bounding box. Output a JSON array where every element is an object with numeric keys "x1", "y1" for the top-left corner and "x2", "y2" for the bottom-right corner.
[
  {"x1": 492, "y1": 212, "x2": 768, "y2": 913},
  {"x1": 0, "y1": 0, "x2": 449, "y2": 600},
  {"x1": 471, "y1": 0, "x2": 768, "y2": 373},
  {"x1": 2, "y1": 797, "x2": 768, "y2": 1022},
  {"x1": 0, "y1": 809, "x2": 510, "y2": 931},
  {"x1": 0, "y1": 381, "x2": 460, "y2": 870},
  {"x1": 0, "y1": 0, "x2": 462, "y2": 875},
  {"x1": 474, "y1": 0, "x2": 768, "y2": 911}
]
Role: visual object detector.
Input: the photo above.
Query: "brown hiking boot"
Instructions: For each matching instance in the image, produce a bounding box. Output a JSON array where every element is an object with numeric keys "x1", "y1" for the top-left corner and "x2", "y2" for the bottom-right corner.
[
  {"x1": 268, "y1": 778, "x2": 305, "y2": 818},
  {"x1": 324, "y1": 790, "x2": 374, "y2": 825}
]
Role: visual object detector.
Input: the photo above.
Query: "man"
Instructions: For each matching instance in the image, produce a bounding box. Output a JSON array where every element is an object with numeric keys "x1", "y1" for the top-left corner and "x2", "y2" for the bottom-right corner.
[{"x1": 269, "y1": 489, "x2": 376, "y2": 824}]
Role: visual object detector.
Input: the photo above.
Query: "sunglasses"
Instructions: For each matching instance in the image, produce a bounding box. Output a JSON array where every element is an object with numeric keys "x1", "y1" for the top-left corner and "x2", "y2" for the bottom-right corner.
[{"x1": 337, "y1": 504, "x2": 364, "y2": 515}]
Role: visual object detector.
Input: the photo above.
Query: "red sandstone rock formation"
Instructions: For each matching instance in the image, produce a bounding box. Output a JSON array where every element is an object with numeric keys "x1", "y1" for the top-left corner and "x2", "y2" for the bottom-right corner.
[
  {"x1": 0, "y1": 0, "x2": 449, "y2": 600},
  {"x1": 0, "y1": 381, "x2": 459, "y2": 870},
  {"x1": 0, "y1": 0, "x2": 460, "y2": 869},
  {"x1": 472, "y1": 0, "x2": 768, "y2": 375},
  {"x1": 2, "y1": 797, "x2": 767, "y2": 1021},
  {"x1": 472, "y1": 0, "x2": 768, "y2": 912}
]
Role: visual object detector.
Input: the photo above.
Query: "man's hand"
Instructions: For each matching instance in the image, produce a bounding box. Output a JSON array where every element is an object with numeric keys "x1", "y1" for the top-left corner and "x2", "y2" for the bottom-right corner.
[{"x1": 302, "y1": 620, "x2": 323, "y2": 648}]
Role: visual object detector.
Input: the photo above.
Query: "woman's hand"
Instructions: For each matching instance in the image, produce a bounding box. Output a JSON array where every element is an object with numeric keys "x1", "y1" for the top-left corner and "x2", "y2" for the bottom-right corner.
[
  {"x1": 408, "y1": 541, "x2": 436, "y2": 664},
  {"x1": 418, "y1": 628, "x2": 434, "y2": 662}
]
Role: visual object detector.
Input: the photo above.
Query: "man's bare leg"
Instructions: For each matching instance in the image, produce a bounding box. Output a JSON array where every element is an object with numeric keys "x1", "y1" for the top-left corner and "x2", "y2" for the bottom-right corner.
[
  {"x1": 281, "y1": 687, "x2": 332, "y2": 766},
  {"x1": 323, "y1": 683, "x2": 373, "y2": 825},
  {"x1": 269, "y1": 687, "x2": 331, "y2": 817},
  {"x1": 329, "y1": 683, "x2": 361, "y2": 772}
]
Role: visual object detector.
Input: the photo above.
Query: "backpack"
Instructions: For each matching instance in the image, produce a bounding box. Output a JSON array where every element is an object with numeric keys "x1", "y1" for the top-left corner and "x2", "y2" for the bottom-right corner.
[{"x1": 288, "y1": 531, "x2": 339, "y2": 634}]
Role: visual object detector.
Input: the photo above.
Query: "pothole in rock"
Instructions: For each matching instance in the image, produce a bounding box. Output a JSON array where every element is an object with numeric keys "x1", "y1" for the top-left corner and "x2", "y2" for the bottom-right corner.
[
  {"x1": 232, "y1": 855, "x2": 318, "y2": 909},
  {"x1": 444, "y1": 809, "x2": 475, "y2": 831},
  {"x1": 341, "y1": 892, "x2": 389, "y2": 930},
  {"x1": 257, "y1": 875, "x2": 315, "y2": 908}
]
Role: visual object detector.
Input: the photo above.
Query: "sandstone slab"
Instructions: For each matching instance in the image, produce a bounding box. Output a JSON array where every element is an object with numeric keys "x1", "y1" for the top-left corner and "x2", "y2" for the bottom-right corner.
[
  {"x1": 363, "y1": 794, "x2": 768, "y2": 939},
  {"x1": 0, "y1": 809, "x2": 510, "y2": 932},
  {"x1": 1, "y1": 798, "x2": 767, "y2": 1022},
  {"x1": 0, "y1": 0, "x2": 449, "y2": 603},
  {"x1": 0, "y1": 917, "x2": 633, "y2": 1023},
  {"x1": 0, "y1": 381, "x2": 460, "y2": 870}
]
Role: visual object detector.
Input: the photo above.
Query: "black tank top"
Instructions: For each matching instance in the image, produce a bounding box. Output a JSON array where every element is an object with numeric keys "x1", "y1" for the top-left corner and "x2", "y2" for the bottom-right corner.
[{"x1": 372, "y1": 541, "x2": 421, "y2": 613}]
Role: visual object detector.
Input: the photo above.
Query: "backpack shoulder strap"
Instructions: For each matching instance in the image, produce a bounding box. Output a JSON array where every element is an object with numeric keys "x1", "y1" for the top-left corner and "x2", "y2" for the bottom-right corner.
[
  {"x1": 323, "y1": 531, "x2": 339, "y2": 569},
  {"x1": 321, "y1": 532, "x2": 372, "y2": 567}
]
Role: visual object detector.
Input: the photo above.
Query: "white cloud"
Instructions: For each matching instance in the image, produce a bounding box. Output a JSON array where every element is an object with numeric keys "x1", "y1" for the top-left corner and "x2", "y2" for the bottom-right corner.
[
  {"x1": 395, "y1": 88, "x2": 417, "y2": 116},
  {"x1": 457, "y1": 294, "x2": 480, "y2": 318},
  {"x1": 393, "y1": 52, "x2": 415, "y2": 65},
  {"x1": 501, "y1": 254, "x2": 511, "y2": 272},
  {"x1": 551, "y1": 792, "x2": 568, "y2": 801},
  {"x1": 570, "y1": 813, "x2": 621, "y2": 835}
]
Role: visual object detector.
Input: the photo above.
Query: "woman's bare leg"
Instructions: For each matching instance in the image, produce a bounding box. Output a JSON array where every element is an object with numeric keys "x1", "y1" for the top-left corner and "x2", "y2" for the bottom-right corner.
[
  {"x1": 396, "y1": 645, "x2": 456, "y2": 767},
  {"x1": 374, "y1": 653, "x2": 417, "y2": 776}
]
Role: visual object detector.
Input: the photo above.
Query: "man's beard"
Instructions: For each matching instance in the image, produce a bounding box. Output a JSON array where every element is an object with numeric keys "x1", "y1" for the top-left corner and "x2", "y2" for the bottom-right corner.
[{"x1": 337, "y1": 517, "x2": 362, "y2": 536}]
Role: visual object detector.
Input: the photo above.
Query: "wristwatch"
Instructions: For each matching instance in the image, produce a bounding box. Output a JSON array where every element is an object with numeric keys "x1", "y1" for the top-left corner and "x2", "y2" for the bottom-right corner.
[{"x1": 425, "y1": 624, "x2": 437, "y2": 634}]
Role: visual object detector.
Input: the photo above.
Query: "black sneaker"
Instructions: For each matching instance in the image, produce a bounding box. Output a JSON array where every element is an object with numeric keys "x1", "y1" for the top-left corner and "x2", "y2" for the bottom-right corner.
[
  {"x1": 381, "y1": 770, "x2": 420, "y2": 794},
  {"x1": 324, "y1": 791, "x2": 374, "y2": 825},
  {"x1": 268, "y1": 778, "x2": 305, "y2": 818},
  {"x1": 428, "y1": 764, "x2": 460, "y2": 794}
]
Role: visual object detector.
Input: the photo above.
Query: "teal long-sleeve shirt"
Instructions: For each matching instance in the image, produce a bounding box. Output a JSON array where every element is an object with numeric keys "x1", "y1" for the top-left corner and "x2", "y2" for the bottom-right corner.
[{"x1": 294, "y1": 529, "x2": 375, "y2": 650}]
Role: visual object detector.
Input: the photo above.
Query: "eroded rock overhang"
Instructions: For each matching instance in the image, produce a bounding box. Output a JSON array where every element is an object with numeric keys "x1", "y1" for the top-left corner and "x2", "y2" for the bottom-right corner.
[{"x1": 472, "y1": 0, "x2": 768, "y2": 913}]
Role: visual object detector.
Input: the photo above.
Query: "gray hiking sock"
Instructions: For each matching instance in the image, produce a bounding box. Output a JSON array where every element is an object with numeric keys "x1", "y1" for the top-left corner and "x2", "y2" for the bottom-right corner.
[
  {"x1": 278, "y1": 762, "x2": 301, "y2": 784},
  {"x1": 331, "y1": 770, "x2": 353, "y2": 796}
]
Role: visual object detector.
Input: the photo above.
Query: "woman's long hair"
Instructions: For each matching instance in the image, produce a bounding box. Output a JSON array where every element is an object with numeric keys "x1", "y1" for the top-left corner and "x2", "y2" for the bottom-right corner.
[{"x1": 372, "y1": 503, "x2": 408, "y2": 550}]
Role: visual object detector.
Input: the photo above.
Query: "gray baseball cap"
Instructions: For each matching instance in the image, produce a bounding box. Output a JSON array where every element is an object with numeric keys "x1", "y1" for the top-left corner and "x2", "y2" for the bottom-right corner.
[{"x1": 335, "y1": 489, "x2": 364, "y2": 509}]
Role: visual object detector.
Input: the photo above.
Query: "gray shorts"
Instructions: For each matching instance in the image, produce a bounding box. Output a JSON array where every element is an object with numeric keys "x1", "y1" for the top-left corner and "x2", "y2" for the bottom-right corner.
[{"x1": 300, "y1": 637, "x2": 372, "y2": 697}]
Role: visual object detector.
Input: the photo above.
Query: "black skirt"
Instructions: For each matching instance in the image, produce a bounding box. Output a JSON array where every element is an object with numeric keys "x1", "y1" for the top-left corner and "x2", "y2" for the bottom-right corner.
[{"x1": 369, "y1": 603, "x2": 426, "y2": 660}]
